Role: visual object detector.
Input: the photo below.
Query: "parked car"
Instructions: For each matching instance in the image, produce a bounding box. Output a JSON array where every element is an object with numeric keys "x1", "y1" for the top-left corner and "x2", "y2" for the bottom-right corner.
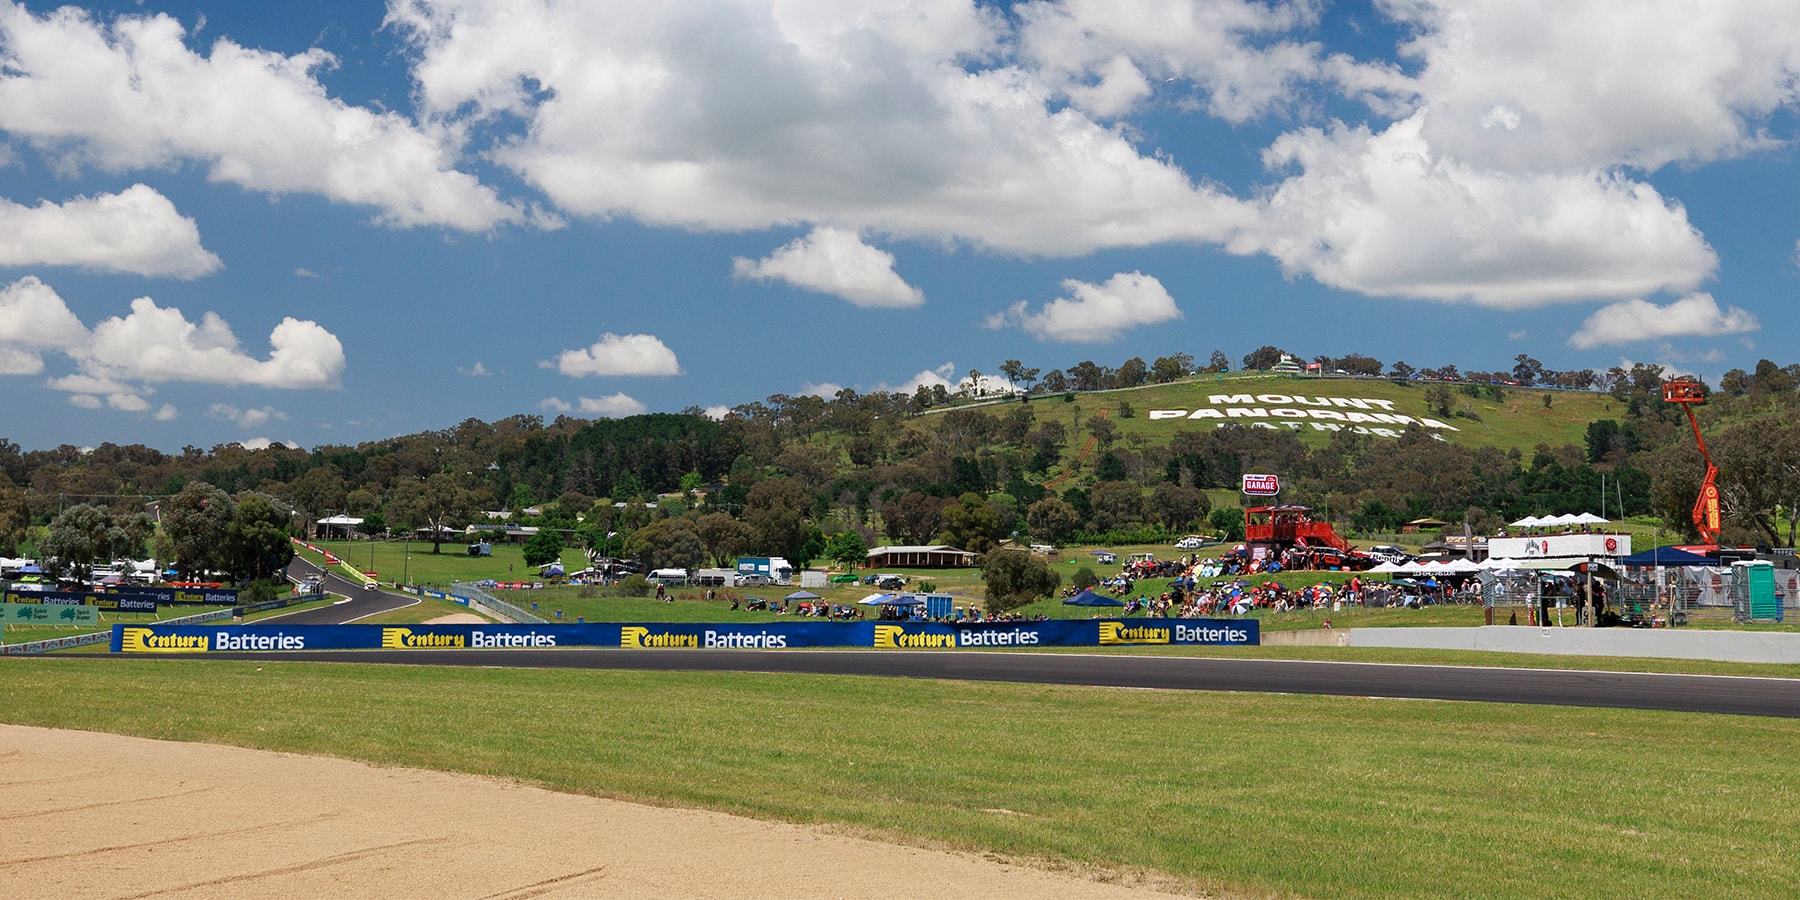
[{"x1": 1364, "y1": 544, "x2": 1416, "y2": 565}]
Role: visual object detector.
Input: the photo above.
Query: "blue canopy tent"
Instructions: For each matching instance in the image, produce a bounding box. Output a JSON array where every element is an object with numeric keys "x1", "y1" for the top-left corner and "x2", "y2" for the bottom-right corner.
[
  {"x1": 873, "y1": 594, "x2": 924, "y2": 606},
  {"x1": 1618, "y1": 546, "x2": 1716, "y2": 567},
  {"x1": 784, "y1": 590, "x2": 822, "y2": 601},
  {"x1": 1062, "y1": 589, "x2": 1125, "y2": 607}
]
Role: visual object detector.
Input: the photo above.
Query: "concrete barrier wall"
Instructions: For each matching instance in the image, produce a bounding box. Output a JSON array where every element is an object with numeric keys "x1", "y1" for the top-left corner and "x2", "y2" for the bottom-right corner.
[
  {"x1": 1262, "y1": 629, "x2": 1352, "y2": 647},
  {"x1": 1350, "y1": 626, "x2": 1800, "y2": 665}
]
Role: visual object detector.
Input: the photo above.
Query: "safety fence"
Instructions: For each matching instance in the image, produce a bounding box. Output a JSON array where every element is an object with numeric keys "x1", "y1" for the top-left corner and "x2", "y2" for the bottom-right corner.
[{"x1": 450, "y1": 581, "x2": 545, "y2": 624}]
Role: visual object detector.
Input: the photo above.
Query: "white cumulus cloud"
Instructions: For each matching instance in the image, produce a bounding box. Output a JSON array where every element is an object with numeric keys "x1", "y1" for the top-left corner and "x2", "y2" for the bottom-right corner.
[
  {"x1": 577, "y1": 393, "x2": 646, "y2": 417},
  {"x1": 207, "y1": 403, "x2": 287, "y2": 428},
  {"x1": 549, "y1": 332, "x2": 681, "y2": 377},
  {"x1": 0, "y1": 3, "x2": 521, "y2": 230},
  {"x1": 0, "y1": 344, "x2": 41, "y2": 374},
  {"x1": 733, "y1": 227, "x2": 923, "y2": 309},
  {"x1": 1569, "y1": 293, "x2": 1760, "y2": 349},
  {"x1": 1233, "y1": 117, "x2": 1718, "y2": 307},
  {"x1": 0, "y1": 184, "x2": 221, "y2": 277},
  {"x1": 539, "y1": 393, "x2": 646, "y2": 417},
  {"x1": 236, "y1": 438, "x2": 300, "y2": 450},
  {"x1": 83, "y1": 297, "x2": 345, "y2": 389},
  {"x1": 1, "y1": 277, "x2": 346, "y2": 417},
  {"x1": 0, "y1": 275, "x2": 90, "y2": 349},
  {"x1": 1016, "y1": 0, "x2": 1324, "y2": 121},
  {"x1": 385, "y1": 0, "x2": 1251, "y2": 256},
  {"x1": 1370, "y1": 0, "x2": 1800, "y2": 174},
  {"x1": 987, "y1": 271, "x2": 1181, "y2": 342}
]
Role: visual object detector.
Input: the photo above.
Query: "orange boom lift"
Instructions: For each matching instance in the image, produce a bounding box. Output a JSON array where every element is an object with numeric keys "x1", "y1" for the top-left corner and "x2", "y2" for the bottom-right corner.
[{"x1": 1662, "y1": 378, "x2": 1719, "y2": 546}]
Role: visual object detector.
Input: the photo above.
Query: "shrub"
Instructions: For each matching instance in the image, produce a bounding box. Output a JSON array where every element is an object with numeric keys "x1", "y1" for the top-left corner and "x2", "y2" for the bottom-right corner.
[{"x1": 613, "y1": 574, "x2": 652, "y2": 597}]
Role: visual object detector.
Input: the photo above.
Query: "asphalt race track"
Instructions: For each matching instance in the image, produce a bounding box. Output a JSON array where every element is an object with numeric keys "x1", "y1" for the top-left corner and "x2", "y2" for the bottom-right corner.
[
  {"x1": 116, "y1": 645, "x2": 1800, "y2": 718},
  {"x1": 271, "y1": 557, "x2": 421, "y2": 624}
]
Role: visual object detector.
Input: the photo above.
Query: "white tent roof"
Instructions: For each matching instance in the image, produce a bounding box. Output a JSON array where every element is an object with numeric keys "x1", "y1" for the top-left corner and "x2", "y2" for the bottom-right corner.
[
  {"x1": 1433, "y1": 558, "x2": 1482, "y2": 573},
  {"x1": 1510, "y1": 516, "x2": 1542, "y2": 527},
  {"x1": 1368, "y1": 562, "x2": 1406, "y2": 573},
  {"x1": 1571, "y1": 512, "x2": 1610, "y2": 524},
  {"x1": 317, "y1": 515, "x2": 364, "y2": 525}
]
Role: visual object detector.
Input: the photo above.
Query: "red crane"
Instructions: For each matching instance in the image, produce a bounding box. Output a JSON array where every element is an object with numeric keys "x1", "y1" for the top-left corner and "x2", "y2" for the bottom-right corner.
[{"x1": 1662, "y1": 378, "x2": 1719, "y2": 546}]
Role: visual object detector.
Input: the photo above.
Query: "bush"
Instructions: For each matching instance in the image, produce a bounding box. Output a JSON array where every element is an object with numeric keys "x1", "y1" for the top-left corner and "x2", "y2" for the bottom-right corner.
[
  {"x1": 1072, "y1": 567, "x2": 1098, "y2": 590},
  {"x1": 917, "y1": 581, "x2": 937, "y2": 593},
  {"x1": 613, "y1": 574, "x2": 653, "y2": 597},
  {"x1": 241, "y1": 579, "x2": 279, "y2": 604},
  {"x1": 981, "y1": 549, "x2": 1061, "y2": 613}
]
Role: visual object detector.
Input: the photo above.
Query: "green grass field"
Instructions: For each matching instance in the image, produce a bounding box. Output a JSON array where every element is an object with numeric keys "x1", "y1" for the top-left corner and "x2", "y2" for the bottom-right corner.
[
  {"x1": 1, "y1": 657, "x2": 1792, "y2": 898},
  {"x1": 953, "y1": 372, "x2": 1621, "y2": 454}
]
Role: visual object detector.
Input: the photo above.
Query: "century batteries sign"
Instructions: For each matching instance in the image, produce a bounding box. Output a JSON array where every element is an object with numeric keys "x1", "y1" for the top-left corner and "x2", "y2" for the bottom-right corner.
[
  {"x1": 1150, "y1": 393, "x2": 1460, "y2": 440},
  {"x1": 113, "y1": 619, "x2": 1260, "y2": 651},
  {"x1": 7, "y1": 591, "x2": 157, "y2": 612},
  {"x1": 112, "y1": 586, "x2": 239, "y2": 605}
]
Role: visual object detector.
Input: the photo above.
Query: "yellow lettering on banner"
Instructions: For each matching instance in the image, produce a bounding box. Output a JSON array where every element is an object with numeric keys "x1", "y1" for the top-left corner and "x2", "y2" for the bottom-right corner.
[
  {"x1": 1097, "y1": 622, "x2": 1172, "y2": 645},
  {"x1": 380, "y1": 628, "x2": 465, "y2": 649},
  {"x1": 620, "y1": 626, "x2": 696, "y2": 648},
  {"x1": 873, "y1": 625, "x2": 954, "y2": 649},
  {"x1": 119, "y1": 628, "x2": 209, "y2": 653}
]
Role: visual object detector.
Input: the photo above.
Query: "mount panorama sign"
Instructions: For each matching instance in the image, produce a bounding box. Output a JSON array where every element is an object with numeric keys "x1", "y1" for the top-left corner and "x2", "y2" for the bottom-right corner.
[{"x1": 1149, "y1": 393, "x2": 1459, "y2": 441}]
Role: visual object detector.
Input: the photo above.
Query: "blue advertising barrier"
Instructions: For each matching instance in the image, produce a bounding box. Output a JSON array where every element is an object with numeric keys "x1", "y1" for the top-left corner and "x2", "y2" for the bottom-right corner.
[
  {"x1": 111, "y1": 618, "x2": 1257, "y2": 653},
  {"x1": 8, "y1": 590, "x2": 158, "y2": 612},
  {"x1": 110, "y1": 586, "x2": 239, "y2": 605}
]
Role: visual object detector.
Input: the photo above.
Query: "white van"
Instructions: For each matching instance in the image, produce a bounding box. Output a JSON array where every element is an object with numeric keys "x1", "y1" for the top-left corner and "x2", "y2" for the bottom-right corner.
[{"x1": 648, "y1": 568, "x2": 689, "y2": 586}]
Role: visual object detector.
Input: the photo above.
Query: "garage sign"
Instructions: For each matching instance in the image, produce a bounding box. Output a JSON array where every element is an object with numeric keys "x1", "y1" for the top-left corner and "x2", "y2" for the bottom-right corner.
[{"x1": 1242, "y1": 474, "x2": 1281, "y2": 496}]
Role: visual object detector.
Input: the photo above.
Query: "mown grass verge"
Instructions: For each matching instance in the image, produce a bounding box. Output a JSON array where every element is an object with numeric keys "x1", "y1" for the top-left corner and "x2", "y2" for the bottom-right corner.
[{"x1": 1, "y1": 658, "x2": 1793, "y2": 898}]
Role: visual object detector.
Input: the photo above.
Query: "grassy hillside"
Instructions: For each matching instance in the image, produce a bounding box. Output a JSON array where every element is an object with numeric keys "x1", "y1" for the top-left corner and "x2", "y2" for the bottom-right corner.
[{"x1": 959, "y1": 373, "x2": 1620, "y2": 454}]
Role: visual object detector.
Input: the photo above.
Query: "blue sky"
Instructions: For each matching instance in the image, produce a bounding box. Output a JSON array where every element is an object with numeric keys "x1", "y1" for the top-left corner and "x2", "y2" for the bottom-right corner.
[{"x1": 1, "y1": 0, "x2": 1796, "y2": 452}]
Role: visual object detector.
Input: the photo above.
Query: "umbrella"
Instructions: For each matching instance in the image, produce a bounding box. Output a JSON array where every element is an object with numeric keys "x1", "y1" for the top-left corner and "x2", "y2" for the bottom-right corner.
[
  {"x1": 1510, "y1": 516, "x2": 1542, "y2": 527},
  {"x1": 785, "y1": 590, "x2": 822, "y2": 601},
  {"x1": 1571, "y1": 512, "x2": 1609, "y2": 525},
  {"x1": 1062, "y1": 589, "x2": 1125, "y2": 607}
]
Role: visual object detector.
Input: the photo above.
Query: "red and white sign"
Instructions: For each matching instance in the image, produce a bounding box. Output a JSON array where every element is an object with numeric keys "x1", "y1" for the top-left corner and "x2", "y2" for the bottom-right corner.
[{"x1": 1242, "y1": 474, "x2": 1281, "y2": 496}]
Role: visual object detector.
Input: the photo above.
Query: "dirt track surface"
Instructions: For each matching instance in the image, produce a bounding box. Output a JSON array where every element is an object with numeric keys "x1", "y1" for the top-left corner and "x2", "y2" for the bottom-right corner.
[{"x1": 0, "y1": 725, "x2": 1185, "y2": 899}]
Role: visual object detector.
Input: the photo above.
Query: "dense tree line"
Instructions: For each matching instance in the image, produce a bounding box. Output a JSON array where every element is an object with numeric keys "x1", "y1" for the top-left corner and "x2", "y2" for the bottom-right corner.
[{"x1": 8, "y1": 350, "x2": 1800, "y2": 589}]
